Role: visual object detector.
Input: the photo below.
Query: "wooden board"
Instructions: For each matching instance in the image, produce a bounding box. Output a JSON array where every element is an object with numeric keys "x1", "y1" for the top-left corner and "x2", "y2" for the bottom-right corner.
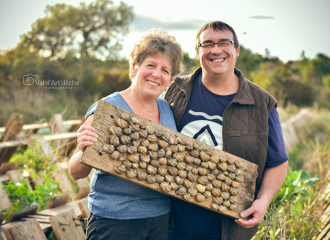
[
  {"x1": 3, "y1": 219, "x2": 47, "y2": 240},
  {"x1": 46, "y1": 194, "x2": 69, "y2": 209},
  {"x1": 75, "y1": 178, "x2": 90, "y2": 200},
  {"x1": 81, "y1": 100, "x2": 258, "y2": 219},
  {"x1": 49, "y1": 209, "x2": 85, "y2": 240},
  {"x1": 0, "y1": 163, "x2": 16, "y2": 175},
  {"x1": 77, "y1": 198, "x2": 90, "y2": 219},
  {"x1": 6, "y1": 205, "x2": 38, "y2": 223},
  {"x1": 0, "y1": 180, "x2": 11, "y2": 211},
  {"x1": 0, "y1": 213, "x2": 4, "y2": 226}
]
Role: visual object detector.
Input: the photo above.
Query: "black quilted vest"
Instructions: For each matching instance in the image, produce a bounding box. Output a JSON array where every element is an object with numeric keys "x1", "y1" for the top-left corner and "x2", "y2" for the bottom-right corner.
[{"x1": 165, "y1": 67, "x2": 277, "y2": 240}]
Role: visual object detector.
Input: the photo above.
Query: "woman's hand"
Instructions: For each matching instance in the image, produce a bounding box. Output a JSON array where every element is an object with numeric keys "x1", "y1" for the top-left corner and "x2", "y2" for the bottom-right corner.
[{"x1": 77, "y1": 120, "x2": 98, "y2": 151}]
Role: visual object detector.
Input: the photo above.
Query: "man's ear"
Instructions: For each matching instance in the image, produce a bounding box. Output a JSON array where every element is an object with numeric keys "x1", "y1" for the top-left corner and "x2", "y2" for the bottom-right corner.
[
  {"x1": 235, "y1": 47, "x2": 240, "y2": 58},
  {"x1": 196, "y1": 49, "x2": 201, "y2": 60}
]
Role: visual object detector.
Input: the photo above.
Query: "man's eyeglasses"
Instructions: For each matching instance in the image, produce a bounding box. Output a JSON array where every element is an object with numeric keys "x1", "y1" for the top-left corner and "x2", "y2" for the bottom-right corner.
[{"x1": 199, "y1": 40, "x2": 235, "y2": 50}]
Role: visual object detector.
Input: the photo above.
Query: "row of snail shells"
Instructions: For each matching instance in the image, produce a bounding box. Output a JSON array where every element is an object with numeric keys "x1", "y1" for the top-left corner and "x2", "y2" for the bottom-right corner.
[{"x1": 103, "y1": 112, "x2": 245, "y2": 213}]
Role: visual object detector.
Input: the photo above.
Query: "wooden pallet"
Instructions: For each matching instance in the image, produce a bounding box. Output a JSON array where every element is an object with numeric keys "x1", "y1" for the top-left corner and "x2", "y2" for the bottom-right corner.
[{"x1": 81, "y1": 100, "x2": 258, "y2": 219}]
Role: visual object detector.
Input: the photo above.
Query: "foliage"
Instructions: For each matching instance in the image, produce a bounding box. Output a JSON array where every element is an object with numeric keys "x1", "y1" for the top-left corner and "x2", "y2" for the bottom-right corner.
[
  {"x1": 253, "y1": 171, "x2": 321, "y2": 240},
  {"x1": 2, "y1": 180, "x2": 61, "y2": 222}
]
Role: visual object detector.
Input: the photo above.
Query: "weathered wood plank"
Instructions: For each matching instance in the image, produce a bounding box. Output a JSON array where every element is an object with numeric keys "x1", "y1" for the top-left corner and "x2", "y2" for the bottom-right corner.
[
  {"x1": 81, "y1": 100, "x2": 258, "y2": 219},
  {"x1": 49, "y1": 114, "x2": 68, "y2": 157},
  {"x1": 0, "y1": 213, "x2": 4, "y2": 226},
  {"x1": 3, "y1": 219, "x2": 47, "y2": 240},
  {"x1": 0, "y1": 113, "x2": 24, "y2": 164},
  {"x1": 54, "y1": 167, "x2": 76, "y2": 201},
  {"x1": 0, "y1": 180, "x2": 11, "y2": 211},
  {"x1": 77, "y1": 198, "x2": 90, "y2": 219},
  {"x1": 46, "y1": 194, "x2": 69, "y2": 209},
  {"x1": 49, "y1": 209, "x2": 85, "y2": 240},
  {"x1": 75, "y1": 178, "x2": 90, "y2": 200},
  {"x1": 0, "y1": 163, "x2": 16, "y2": 175},
  {"x1": 6, "y1": 205, "x2": 38, "y2": 223}
]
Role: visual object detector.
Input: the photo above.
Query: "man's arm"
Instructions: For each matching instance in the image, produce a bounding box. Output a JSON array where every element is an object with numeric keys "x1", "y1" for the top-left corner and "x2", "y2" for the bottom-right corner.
[{"x1": 235, "y1": 160, "x2": 288, "y2": 228}]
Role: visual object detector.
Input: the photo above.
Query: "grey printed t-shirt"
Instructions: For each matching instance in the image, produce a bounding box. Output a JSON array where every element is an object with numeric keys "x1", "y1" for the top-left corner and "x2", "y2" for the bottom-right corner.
[{"x1": 85, "y1": 92, "x2": 177, "y2": 219}]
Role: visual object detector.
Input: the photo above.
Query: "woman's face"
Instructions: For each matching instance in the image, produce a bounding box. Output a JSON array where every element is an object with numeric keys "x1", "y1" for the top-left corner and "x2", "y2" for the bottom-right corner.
[{"x1": 132, "y1": 52, "x2": 172, "y2": 98}]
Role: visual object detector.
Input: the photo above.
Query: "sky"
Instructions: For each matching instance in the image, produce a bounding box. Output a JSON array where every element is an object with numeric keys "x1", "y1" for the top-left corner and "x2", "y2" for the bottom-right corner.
[{"x1": 0, "y1": 0, "x2": 329, "y2": 62}]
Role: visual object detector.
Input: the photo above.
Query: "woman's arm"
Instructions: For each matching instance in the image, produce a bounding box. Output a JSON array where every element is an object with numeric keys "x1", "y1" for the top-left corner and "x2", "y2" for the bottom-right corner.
[{"x1": 69, "y1": 114, "x2": 97, "y2": 180}]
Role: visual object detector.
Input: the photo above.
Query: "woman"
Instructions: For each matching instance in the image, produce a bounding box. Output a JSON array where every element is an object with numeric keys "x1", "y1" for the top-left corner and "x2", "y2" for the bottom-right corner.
[{"x1": 69, "y1": 29, "x2": 184, "y2": 240}]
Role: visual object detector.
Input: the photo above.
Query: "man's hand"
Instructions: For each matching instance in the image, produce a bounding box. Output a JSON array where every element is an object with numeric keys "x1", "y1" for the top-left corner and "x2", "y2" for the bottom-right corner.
[{"x1": 235, "y1": 198, "x2": 269, "y2": 228}]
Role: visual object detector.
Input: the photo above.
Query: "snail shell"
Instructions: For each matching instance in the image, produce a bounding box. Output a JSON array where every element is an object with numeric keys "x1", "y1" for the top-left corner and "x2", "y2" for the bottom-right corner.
[
  {"x1": 165, "y1": 148, "x2": 172, "y2": 158},
  {"x1": 184, "y1": 155, "x2": 194, "y2": 164},
  {"x1": 219, "y1": 156, "x2": 227, "y2": 163},
  {"x1": 127, "y1": 145, "x2": 137, "y2": 154},
  {"x1": 228, "y1": 173, "x2": 236, "y2": 180},
  {"x1": 158, "y1": 166, "x2": 168, "y2": 176},
  {"x1": 196, "y1": 184, "x2": 206, "y2": 193},
  {"x1": 132, "y1": 140, "x2": 141, "y2": 147},
  {"x1": 160, "y1": 182, "x2": 171, "y2": 192},
  {"x1": 150, "y1": 160, "x2": 160, "y2": 167},
  {"x1": 205, "y1": 183, "x2": 213, "y2": 191},
  {"x1": 147, "y1": 134, "x2": 158, "y2": 142},
  {"x1": 212, "y1": 188, "x2": 221, "y2": 197},
  {"x1": 223, "y1": 171, "x2": 229, "y2": 176},
  {"x1": 225, "y1": 177, "x2": 232, "y2": 186},
  {"x1": 228, "y1": 165, "x2": 236, "y2": 173},
  {"x1": 194, "y1": 158, "x2": 201, "y2": 166},
  {"x1": 188, "y1": 188, "x2": 198, "y2": 196},
  {"x1": 122, "y1": 160, "x2": 131, "y2": 169},
  {"x1": 123, "y1": 128, "x2": 132, "y2": 135},
  {"x1": 147, "y1": 165, "x2": 157, "y2": 175},
  {"x1": 110, "y1": 135, "x2": 120, "y2": 146},
  {"x1": 137, "y1": 169, "x2": 147, "y2": 180},
  {"x1": 127, "y1": 154, "x2": 139, "y2": 163},
  {"x1": 189, "y1": 150, "x2": 200, "y2": 158},
  {"x1": 177, "y1": 137, "x2": 187, "y2": 145},
  {"x1": 218, "y1": 205, "x2": 227, "y2": 213},
  {"x1": 235, "y1": 161, "x2": 243, "y2": 169},
  {"x1": 148, "y1": 143, "x2": 158, "y2": 152},
  {"x1": 223, "y1": 200, "x2": 231, "y2": 207},
  {"x1": 103, "y1": 144, "x2": 114, "y2": 154},
  {"x1": 165, "y1": 174, "x2": 173, "y2": 182},
  {"x1": 146, "y1": 175, "x2": 156, "y2": 184},
  {"x1": 217, "y1": 173, "x2": 226, "y2": 181},
  {"x1": 218, "y1": 162, "x2": 228, "y2": 171},
  {"x1": 139, "y1": 130, "x2": 148, "y2": 138},
  {"x1": 177, "y1": 162, "x2": 186, "y2": 170},
  {"x1": 204, "y1": 191, "x2": 212, "y2": 198},
  {"x1": 168, "y1": 158, "x2": 177, "y2": 167},
  {"x1": 175, "y1": 186, "x2": 187, "y2": 196},
  {"x1": 183, "y1": 179, "x2": 192, "y2": 188},
  {"x1": 178, "y1": 144, "x2": 185, "y2": 152},
  {"x1": 116, "y1": 118, "x2": 129, "y2": 128},
  {"x1": 162, "y1": 134, "x2": 171, "y2": 142},
  {"x1": 146, "y1": 126, "x2": 155, "y2": 135},
  {"x1": 193, "y1": 144, "x2": 202, "y2": 151},
  {"x1": 158, "y1": 140, "x2": 169, "y2": 149},
  {"x1": 114, "y1": 163, "x2": 126, "y2": 174},
  {"x1": 210, "y1": 155, "x2": 219, "y2": 164},
  {"x1": 111, "y1": 151, "x2": 120, "y2": 160},
  {"x1": 129, "y1": 124, "x2": 140, "y2": 133},
  {"x1": 208, "y1": 162, "x2": 217, "y2": 170},
  {"x1": 131, "y1": 163, "x2": 139, "y2": 169},
  {"x1": 200, "y1": 151, "x2": 210, "y2": 162},
  {"x1": 126, "y1": 169, "x2": 137, "y2": 178},
  {"x1": 175, "y1": 176, "x2": 184, "y2": 185},
  {"x1": 119, "y1": 153, "x2": 127, "y2": 161},
  {"x1": 201, "y1": 162, "x2": 209, "y2": 168},
  {"x1": 229, "y1": 204, "x2": 237, "y2": 211},
  {"x1": 197, "y1": 176, "x2": 208, "y2": 185},
  {"x1": 158, "y1": 157, "x2": 167, "y2": 165},
  {"x1": 183, "y1": 194, "x2": 191, "y2": 201},
  {"x1": 169, "y1": 182, "x2": 178, "y2": 191},
  {"x1": 205, "y1": 149, "x2": 213, "y2": 156},
  {"x1": 155, "y1": 174, "x2": 165, "y2": 183},
  {"x1": 185, "y1": 164, "x2": 193, "y2": 172},
  {"x1": 167, "y1": 166, "x2": 178, "y2": 176},
  {"x1": 221, "y1": 183, "x2": 230, "y2": 192},
  {"x1": 140, "y1": 154, "x2": 150, "y2": 163},
  {"x1": 139, "y1": 162, "x2": 147, "y2": 169},
  {"x1": 117, "y1": 145, "x2": 127, "y2": 153},
  {"x1": 235, "y1": 175, "x2": 243, "y2": 183},
  {"x1": 212, "y1": 169, "x2": 220, "y2": 175},
  {"x1": 191, "y1": 167, "x2": 199, "y2": 175},
  {"x1": 187, "y1": 173, "x2": 197, "y2": 182},
  {"x1": 229, "y1": 196, "x2": 238, "y2": 204},
  {"x1": 120, "y1": 135, "x2": 131, "y2": 145},
  {"x1": 214, "y1": 196, "x2": 223, "y2": 205},
  {"x1": 168, "y1": 137, "x2": 178, "y2": 145},
  {"x1": 169, "y1": 145, "x2": 179, "y2": 153},
  {"x1": 173, "y1": 153, "x2": 184, "y2": 162},
  {"x1": 120, "y1": 113, "x2": 131, "y2": 121},
  {"x1": 207, "y1": 174, "x2": 215, "y2": 181},
  {"x1": 140, "y1": 124, "x2": 146, "y2": 129},
  {"x1": 109, "y1": 126, "x2": 122, "y2": 136},
  {"x1": 230, "y1": 188, "x2": 238, "y2": 196},
  {"x1": 220, "y1": 192, "x2": 230, "y2": 200},
  {"x1": 149, "y1": 151, "x2": 158, "y2": 160},
  {"x1": 198, "y1": 167, "x2": 208, "y2": 176},
  {"x1": 141, "y1": 140, "x2": 149, "y2": 147},
  {"x1": 212, "y1": 180, "x2": 222, "y2": 189},
  {"x1": 155, "y1": 130, "x2": 163, "y2": 137},
  {"x1": 227, "y1": 157, "x2": 235, "y2": 165},
  {"x1": 185, "y1": 143, "x2": 193, "y2": 151},
  {"x1": 178, "y1": 170, "x2": 187, "y2": 179},
  {"x1": 196, "y1": 193, "x2": 205, "y2": 202},
  {"x1": 130, "y1": 132, "x2": 140, "y2": 141},
  {"x1": 211, "y1": 203, "x2": 219, "y2": 211},
  {"x1": 131, "y1": 117, "x2": 141, "y2": 125},
  {"x1": 231, "y1": 181, "x2": 240, "y2": 188}
]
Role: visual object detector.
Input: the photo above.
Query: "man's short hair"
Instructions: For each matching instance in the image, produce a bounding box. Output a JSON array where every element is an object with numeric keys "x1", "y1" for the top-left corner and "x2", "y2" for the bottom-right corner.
[{"x1": 195, "y1": 21, "x2": 240, "y2": 50}]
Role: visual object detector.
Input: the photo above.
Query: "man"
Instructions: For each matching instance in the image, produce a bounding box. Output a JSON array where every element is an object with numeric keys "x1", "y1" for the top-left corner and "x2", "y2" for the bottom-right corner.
[{"x1": 165, "y1": 21, "x2": 288, "y2": 240}]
